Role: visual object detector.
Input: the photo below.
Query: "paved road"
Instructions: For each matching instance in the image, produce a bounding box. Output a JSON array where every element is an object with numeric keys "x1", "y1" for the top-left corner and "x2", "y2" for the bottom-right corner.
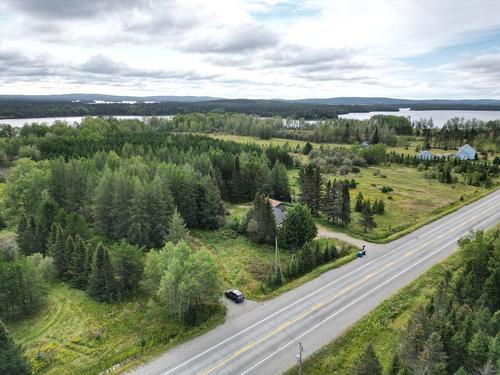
[{"x1": 128, "y1": 189, "x2": 500, "y2": 375}]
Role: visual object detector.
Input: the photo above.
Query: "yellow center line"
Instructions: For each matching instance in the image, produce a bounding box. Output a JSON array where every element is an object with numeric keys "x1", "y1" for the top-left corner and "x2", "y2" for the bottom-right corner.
[
  {"x1": 199, "y1": 266, "x2": 393, "y2": 375},
  {"x1": 199, "y1": 206, "x2": 499, "y2": 375}
]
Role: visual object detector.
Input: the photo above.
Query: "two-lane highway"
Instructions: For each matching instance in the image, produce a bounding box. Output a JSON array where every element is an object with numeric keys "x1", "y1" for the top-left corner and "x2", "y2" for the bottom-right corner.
[{"x1": 128, "y1": 189, "x2": 500, "y2": 375}]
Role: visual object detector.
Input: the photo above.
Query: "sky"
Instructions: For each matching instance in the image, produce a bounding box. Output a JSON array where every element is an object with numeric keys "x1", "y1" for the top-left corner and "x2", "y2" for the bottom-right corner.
[{"x1": 1, "y1": 0, "x2": 500, "y2": 99}]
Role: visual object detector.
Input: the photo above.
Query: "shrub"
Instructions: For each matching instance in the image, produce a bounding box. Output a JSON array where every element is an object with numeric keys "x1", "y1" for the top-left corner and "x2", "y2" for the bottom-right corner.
[
  {"x1": 380, "y1": 186, "x2": 393, "y2": 193},
  {"x1": 339, "y1": 165, "x2": 351, "y2": 175}
]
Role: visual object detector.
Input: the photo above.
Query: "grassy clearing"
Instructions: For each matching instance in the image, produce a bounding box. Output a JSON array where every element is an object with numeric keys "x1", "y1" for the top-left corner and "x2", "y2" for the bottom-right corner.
[
  {"x1": 288, "y1": 166, "x2": 498, "y2": 242},
  {"x1": 285, "y1": 251, "x2": 464, "y2": 375},
  {"x1": 7, "y1": 283, "x2": 224, "y2": 375},
  {"x1": 190, "y1": 228, "x2": 354, "y2": 300},
  {"x1": 199, "y1": 133, "x2": 320, "y2": 149}
]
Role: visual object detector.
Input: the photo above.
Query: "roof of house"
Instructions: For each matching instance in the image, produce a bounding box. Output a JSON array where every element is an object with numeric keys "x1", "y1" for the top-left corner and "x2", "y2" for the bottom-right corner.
[
  {"x1": 458, "y1": 144, "x2": 475, "y2": 153},
  {"x1": 269, "y1": 198, "x2": 284, "y2": 208},
  {"x1": 269, "y1": 198, "x2": 286, "y2": 225}
]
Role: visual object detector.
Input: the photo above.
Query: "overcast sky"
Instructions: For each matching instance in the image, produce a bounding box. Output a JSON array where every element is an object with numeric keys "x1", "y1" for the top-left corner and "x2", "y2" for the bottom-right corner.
[{"x1": 1, "y1": 0, "x2": 500, "y2": 99}]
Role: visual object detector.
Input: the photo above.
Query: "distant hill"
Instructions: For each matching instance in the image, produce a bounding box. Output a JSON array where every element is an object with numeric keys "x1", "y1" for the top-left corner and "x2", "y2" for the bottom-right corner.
[
  {"x1": 293, "y1": 97, "x2": 500, "y2": 107},
  {"x1": 1, "y1": 95, "x2": 500, "y2": 120},
  {"x1": 0, "y1": 94, "x2": 222, "y2": 103},
  {"x1": 2, "y1": 94, "x2": 500, "y2": 107}
]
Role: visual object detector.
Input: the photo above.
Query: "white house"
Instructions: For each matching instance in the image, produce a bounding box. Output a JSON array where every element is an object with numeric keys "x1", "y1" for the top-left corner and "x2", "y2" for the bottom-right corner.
[
  {"x1": 269, "y1": 199, "x2": 287, "y2": 226},
  {"x1": 418, "y1": 150, "x2": 433, "y2": 160},
  {"x1": 456, "y1": 144, "x2": 476, "y2": 160}
]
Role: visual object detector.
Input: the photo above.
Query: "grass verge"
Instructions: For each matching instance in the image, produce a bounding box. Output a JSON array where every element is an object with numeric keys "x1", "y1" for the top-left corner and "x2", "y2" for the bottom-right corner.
[{"x1": 285, "y1": 251, "x2": 464, "y2": 374}]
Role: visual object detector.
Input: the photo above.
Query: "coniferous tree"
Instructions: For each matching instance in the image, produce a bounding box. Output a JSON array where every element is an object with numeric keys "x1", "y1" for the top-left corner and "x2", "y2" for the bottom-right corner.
[
  {"x1": 111, "y1": 171, "x2": 135, "y2": 239},
  {"x1": 340, "y1": 182, "x2": 351, "y2": 226},
  {"x1": 298, "y1": 243, "x2": 314, "y2": 274},
  {"x1": 0, "y1": 320, "x2": 30, "y2": 375},
  {"x1": 359, "y1": 204, "x2": 375, "y2": 232},
  {"x1": 166, "y1": 209, "x2": 189, "y2": 244},
  {"x1": 302, "y1": 142, "x2": 313, "y2": 155},
  {"x1": 418, "y1": 332, "x2": 448, "y2": 375},
  {"x1": 246, "y1": 193, "x2": 276, "y2": 244},
  {"x1": 93, "y1": 169, "x2": 115, "y2": 238},
  {"x1": 355, "y1": 192, "x2": 364, "y2": 212},
  {"x1": 62, "y1": 235, "x2": 74, "y2": 281},
  {"x1": 352, "y1": 343, "x2": 383, "y2": 375},
  {"x1": 271, "y1": 161, "x2": 291, "y2": 201},
  {"x1": 371, "y1": 126, "x2": 380, "y2": 144},
  {"x1": 195, "y1": 176, "x2": 225, "y2": 230},
  {"x1": 146, "y1": 177, "x2": 175, "y2": 247},
  {"x1": 87, "y1": 243, "x2": 116, "y2": 302},
  {"x1": 50, "y1": 225, "x2": 67, "y2": 278},
  {"x1": 127, "y1": 181, "x2": 150, "y2": 247},
  {"x1": 279, "y1": 203, "x2": 317, "y2": 250},
  {"x1": 111, "y1": 242, "x2": 143, "y2": 298},
  {"x1": 36, "y1": 198, "x2": 59, "y2": 254},
  {"x1": 322, "y1": 180, "x2": 336, "y2": 223},
  {"x1": 69, "y1": 235, "x2": 88, "y2": 289},
  {"x1": 256, "y1": 162, "x2": 273, "y2": 195},
  {"x1": 298, "y1": 164, "x2": 322, "y2": 216},
  {"x1": 342, "y1": 124, "x2": 351, "y2": 143}
]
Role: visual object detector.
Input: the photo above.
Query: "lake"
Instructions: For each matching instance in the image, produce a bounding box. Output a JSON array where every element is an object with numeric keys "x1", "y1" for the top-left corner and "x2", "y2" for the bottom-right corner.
[
  {"x1": 2, "y1": 110, "x2": 500, "y2": 128},
  {"x1": 0, "y1": 115, "x2": 173, "y2": 127},
  {"x1": 339, "y1": 108, "x2": 500, "y2": 127}
]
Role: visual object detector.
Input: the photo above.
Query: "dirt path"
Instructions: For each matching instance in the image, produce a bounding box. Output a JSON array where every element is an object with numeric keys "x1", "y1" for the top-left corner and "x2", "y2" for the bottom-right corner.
[{"x1": 316, "y1": 225, "x2": 376, "y2": 249}]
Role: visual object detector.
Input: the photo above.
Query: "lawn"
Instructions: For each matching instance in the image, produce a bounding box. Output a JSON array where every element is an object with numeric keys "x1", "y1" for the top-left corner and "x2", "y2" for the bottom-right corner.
[
  {"x1": 285, "y1": 248, "x2": 464, "y2": 375},
  {"x1": 289, "y1": 166, "x2": 498, "y2": 242}
]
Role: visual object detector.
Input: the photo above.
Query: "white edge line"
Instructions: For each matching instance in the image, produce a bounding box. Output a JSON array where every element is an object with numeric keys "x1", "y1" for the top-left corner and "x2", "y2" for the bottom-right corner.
[
  {"x1": 238, "y1": 212, "x2": 500, "y2": 375},
  {"x1": 160, "y1": 192, "x2": 499, "y2": 375}
]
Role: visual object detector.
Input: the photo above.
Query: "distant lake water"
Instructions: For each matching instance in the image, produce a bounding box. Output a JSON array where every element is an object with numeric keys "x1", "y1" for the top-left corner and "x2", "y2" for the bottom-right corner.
[
  {"x1": 339, "y1": 108, "x2": 500, "y2": 127},
  {"x1": 0, "y1": 115, "x2": 173, "y2": 127}
]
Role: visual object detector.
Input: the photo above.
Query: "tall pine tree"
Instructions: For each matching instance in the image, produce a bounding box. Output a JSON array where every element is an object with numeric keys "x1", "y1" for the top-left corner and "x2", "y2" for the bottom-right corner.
[
  {"x1": 87, "y1": 243, "x2": 116, "y2": 302},
  {"x1": 0, "y1": 320, "x2": 30, "y2": 375},
  {"x1": 69, "y1": 235, "x2": 88, "y2": 289}
]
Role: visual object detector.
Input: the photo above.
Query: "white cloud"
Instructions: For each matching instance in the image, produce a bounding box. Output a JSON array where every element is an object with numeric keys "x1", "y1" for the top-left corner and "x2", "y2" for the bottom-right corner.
[{"x1": 1, "y1": 0, "x2": 500, "y2": 98}]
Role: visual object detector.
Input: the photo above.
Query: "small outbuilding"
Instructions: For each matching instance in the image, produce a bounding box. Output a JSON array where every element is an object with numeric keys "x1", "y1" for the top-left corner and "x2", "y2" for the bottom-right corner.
[
  {"x1": 360, "y1": 141, "x2": 370, "y2": 148},
  {"x1": 456, "y1": 144, "x2": 476, "y2": 160}
]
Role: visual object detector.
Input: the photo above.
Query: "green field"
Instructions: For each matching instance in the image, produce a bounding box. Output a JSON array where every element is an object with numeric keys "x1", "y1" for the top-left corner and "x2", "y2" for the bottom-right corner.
[
  {"x1": 285, "y1": 249, "x2": 464, "y2": 375},
  {"x1": 190, "y1": 227, "x2": 354, "y2": 300},
  {"x1": 8, "y1": 283, "x2": 224, "y2": 375},
  {"x1": 314, "y1": 166, "x2": 498, "y2": 242}
]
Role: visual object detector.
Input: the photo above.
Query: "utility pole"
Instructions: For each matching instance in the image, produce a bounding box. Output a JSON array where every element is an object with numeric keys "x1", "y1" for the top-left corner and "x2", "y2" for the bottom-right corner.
[
  {"x1": 275, "y1": 234, "x2": 283, "y2": 279},
  {"x1": 296, "y1": 342, "x2": 303, "y2": 375}
]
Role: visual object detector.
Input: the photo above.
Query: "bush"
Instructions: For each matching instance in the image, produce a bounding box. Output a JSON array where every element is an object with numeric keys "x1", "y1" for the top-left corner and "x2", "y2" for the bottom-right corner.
[
  {"x1": 417, "y1": 163, "x2": 425, "y2": 172},
  {"x1": 339, "y1": 165, "x2": 351, "y2": 175},
  {"x1": 380, "y1": 186, "x2": 393, "y2": 193}
]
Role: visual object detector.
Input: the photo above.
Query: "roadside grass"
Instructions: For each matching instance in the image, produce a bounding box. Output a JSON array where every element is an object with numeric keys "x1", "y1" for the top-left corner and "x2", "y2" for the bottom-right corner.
[
  {"x1": 295, "y1": 166, "x2": 498, "y2": 242},
  {"x1": 189, "y1": 228, "x2": 354, "y2": 301},
  {"x1": 285, "y1": 250, "x2": 464, "y2": 375},
  {"x1": 7, "y1": 283, "x2": 225, "y2": 375}
]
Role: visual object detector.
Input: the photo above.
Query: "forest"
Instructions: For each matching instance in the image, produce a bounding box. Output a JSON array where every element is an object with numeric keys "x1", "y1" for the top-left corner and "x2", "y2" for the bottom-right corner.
[{"x1": 0, "y1": 99, "x2": 400, "y2": 120}]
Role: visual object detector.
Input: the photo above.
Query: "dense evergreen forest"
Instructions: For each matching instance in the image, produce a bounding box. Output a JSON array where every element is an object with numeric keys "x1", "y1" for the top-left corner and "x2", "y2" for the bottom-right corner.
[
  {"x1": 0, "y1": 117, "x2": 296, "y2": 326},
  {"x1": 0, "y1": 100, "x2": 400, "y2": 120}
]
